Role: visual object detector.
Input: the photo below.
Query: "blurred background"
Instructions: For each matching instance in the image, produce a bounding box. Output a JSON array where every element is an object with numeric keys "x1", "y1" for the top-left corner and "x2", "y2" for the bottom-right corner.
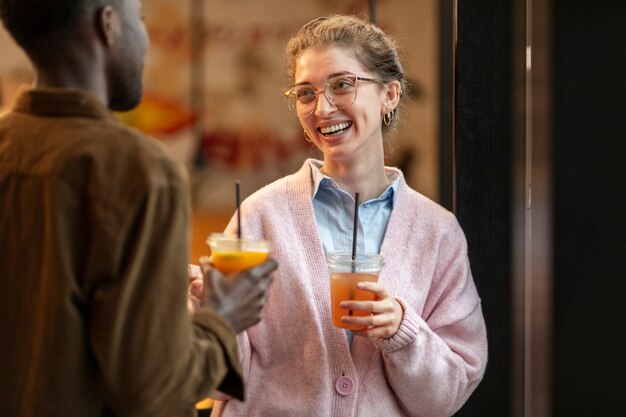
[
  {"x1": 0, "y1": 0, "x2": 443, "y2": 263},
  {"x1": 1, "y1": 0, "x2": 624, "y2": 416}
]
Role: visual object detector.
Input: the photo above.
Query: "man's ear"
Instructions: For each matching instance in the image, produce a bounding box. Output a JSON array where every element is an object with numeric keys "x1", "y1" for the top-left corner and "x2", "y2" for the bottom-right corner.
[{"x1": 95, "y1": 5, "x2": 118, "y2": 47}]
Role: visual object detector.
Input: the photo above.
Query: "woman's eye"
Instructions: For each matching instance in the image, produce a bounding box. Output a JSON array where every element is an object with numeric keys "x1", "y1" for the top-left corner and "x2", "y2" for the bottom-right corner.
[
  {"x1": 331, "y1": 79, "x2": 353, "y2": 91},
  {"x1": 296, "y1": 88, "x2": 316, "y2": 101}
]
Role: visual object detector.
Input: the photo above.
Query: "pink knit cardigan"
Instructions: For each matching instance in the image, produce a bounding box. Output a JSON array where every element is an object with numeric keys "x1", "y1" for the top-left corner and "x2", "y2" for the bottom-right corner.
[{"x1": 211, "y1": 160, "x2": 488, "y2": 417}]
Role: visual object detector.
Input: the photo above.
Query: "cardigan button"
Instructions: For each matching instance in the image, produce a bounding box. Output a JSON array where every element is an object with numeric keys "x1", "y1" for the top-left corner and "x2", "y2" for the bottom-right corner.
[{"x1": 335, "y1": 375, "x2": 355, "y2": 396}]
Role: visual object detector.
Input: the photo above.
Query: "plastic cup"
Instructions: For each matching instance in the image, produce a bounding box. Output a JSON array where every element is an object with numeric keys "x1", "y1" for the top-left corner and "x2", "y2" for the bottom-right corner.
[
  {"x1": 327, "y1": 250, "x2": 385, "y2": 330},
  {"x1": 195, "y1": 233, "x2": 270, "y2": 410},
  {"x1": 206, "y1": 233, "x2": 270, "y2": 274}
]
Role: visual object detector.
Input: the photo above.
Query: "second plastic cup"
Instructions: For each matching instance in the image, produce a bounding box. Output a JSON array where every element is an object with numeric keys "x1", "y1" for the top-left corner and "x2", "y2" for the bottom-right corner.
[
  {"x1": 327, "y1": 250, "x2": 385, "y2": 330},
  {"x1": 206, "y1": 233, "x2": 270, "y2": 274},
  {"x1": 196, "y1": 233, "x2": 269, "y2": 410}
]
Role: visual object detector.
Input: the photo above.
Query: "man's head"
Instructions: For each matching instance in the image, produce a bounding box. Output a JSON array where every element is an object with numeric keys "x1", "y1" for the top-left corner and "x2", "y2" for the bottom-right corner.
[
  {"x1": 0, "y1": 0, "x2": 99, "y2": 49},
  {"x1": 0, "y1": 0, "x2": 149, "y2": 111}
]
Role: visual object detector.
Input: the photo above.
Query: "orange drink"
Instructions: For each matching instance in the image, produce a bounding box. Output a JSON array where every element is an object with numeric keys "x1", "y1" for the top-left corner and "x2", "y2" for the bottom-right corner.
[
  {"x1": 206, "y1": 233, "x2": 270, "y2": 274},
  {"x1": 195, "y1": 234, "x2": 269, "y2": 411},
  {"x1": 330, "y1": 272, "x2": 379, "y2": 330},
  {"x1": 327, "y1": 250, "x2": 384, "y2": 330},
  {"x1": 210, "y1": 250, "x2": 268, "y2": 274}
]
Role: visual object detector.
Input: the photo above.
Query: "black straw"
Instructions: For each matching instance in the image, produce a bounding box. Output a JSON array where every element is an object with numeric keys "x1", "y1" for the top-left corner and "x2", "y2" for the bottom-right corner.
[
  {"x1": 236, "y1": 180, "x2": 242, "y2": 239},
  {"x1": 349, "y1": 193, "x2": 360, "y2": 317},
  {"x1": 351, "y1": 192, "x2": 360, "y2": 267}
]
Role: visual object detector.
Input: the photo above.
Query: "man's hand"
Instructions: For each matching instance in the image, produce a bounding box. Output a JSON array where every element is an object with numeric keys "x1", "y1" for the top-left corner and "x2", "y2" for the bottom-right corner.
[{"x1": 198, "y1": 256, "x2": 277, "y2": 333}]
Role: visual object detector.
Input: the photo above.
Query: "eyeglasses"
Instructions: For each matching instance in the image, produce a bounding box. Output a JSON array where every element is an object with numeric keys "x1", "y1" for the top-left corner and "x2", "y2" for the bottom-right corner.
[{"x1": 284, "y1": 73, "x2": 382, "y2": 117}]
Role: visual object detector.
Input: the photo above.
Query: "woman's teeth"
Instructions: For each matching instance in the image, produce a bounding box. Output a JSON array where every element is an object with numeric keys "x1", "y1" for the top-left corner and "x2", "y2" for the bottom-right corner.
[{"x1": 319, "y1": 122, "x2": 352, "y2": 136}]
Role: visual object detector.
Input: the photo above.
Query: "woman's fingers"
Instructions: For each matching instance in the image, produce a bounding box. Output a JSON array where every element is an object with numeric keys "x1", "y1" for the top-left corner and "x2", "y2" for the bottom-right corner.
[
  {"x1": 339, "y1": 281, "x2": 404, "y2": 339},
  {"x1": 356, "y1": 281, "x2": 387, "y2": 299}
]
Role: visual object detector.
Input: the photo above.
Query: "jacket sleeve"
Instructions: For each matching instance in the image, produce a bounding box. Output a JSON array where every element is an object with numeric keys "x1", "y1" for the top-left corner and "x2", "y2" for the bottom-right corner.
[
  {"x1": 375, "y1": 217, "x2": 488, "y2": 417},
  {"x1": 206, "y1": 211, "x2": 258, "y2": 405},
  {"x1": 87, "y1": 168, "x2": 243, "y2": 417},
  {"x1": 222, "y1": 214, "x2": 258, "y2": 375}
]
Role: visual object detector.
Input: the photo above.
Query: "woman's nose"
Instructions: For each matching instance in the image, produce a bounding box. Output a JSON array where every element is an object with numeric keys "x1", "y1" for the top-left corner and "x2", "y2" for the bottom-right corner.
[{"x1": 313, "y1": 91, "x2": 337, "y2": 116}]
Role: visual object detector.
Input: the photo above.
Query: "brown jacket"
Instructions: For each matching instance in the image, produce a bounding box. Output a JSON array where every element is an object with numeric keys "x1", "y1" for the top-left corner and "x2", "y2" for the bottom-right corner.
[{"x1": 0, "y1": 88, "x2": 242, "y2": 417}]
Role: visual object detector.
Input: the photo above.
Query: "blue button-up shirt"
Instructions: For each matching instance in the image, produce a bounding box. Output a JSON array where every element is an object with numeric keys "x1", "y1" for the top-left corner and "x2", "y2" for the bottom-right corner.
[
  {"x1": 309, "y1": 160, "x2": 399, "y2": 347},
  {"x1": 310, "y1": 160, "x2": 399, "y2": 256}
]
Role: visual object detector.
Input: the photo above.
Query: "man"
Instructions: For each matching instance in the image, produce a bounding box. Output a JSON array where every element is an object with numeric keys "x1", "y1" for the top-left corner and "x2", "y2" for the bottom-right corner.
[{"x1": 0, "y1": 1, "x2": 276, "y2": 416}]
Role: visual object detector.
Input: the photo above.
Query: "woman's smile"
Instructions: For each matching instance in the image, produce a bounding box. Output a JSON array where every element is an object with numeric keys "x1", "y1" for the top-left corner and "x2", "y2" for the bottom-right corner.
[{"x1": 318, "y1": 121, "x2": 353, "y2": 136}]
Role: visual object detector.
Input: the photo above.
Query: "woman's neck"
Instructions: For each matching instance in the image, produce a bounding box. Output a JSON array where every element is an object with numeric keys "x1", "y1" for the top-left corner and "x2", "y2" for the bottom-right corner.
[{"x1": 321, "y1": 158, "x2": 391, "y2": 202}]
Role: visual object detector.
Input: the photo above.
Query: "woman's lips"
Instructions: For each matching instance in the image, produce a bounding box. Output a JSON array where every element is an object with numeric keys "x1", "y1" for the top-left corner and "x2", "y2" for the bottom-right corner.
[{"x1": 318, "y1": 121, "x2": 352, "y2": 136}]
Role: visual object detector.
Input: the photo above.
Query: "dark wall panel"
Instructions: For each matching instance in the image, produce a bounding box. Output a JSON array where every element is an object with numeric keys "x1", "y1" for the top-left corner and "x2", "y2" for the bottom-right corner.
[
  {"x1": 454, "y1": 1, "x2": 513, "y2": 415},
  {"x1": 552, "y1": 1, "x2": 626, "y2": 415}
]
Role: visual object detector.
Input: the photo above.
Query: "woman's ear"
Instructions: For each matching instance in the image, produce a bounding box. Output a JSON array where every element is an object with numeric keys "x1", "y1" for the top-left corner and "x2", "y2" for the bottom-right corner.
[{"x1": 382, "y1": 80, "x2": 402, "y2": 114}]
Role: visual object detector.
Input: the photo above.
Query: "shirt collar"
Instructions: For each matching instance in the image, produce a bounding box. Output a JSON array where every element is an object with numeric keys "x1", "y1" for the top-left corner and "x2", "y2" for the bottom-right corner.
[
  {"x1": 309, "y1": 159, "x2": 399, "y2": 203},
  {"x1": 12, "y1": 87, "x2": 114, "y2": 120}
]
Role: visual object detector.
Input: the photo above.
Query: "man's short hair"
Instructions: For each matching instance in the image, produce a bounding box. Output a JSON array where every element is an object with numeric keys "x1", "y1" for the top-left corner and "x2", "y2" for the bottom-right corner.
[{"x1": 0, "y1": 0, "x2": 118, "y2": 49}]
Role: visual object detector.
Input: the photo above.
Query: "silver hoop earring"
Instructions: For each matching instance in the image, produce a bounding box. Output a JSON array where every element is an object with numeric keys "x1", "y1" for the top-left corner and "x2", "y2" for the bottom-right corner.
[
  {"x1": 303, "y1": 131, "x2": 313, "y2": 142},
  {"x1": 383, "y1": 110, "x2": 394, "y2": 126}
]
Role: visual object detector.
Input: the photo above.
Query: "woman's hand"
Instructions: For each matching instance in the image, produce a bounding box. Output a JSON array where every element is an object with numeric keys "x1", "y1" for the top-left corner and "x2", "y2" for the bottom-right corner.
[
  {"x1": 187, "y1": 264, "x2": 204, "y2": 312},
  {"x1": 340, "y1": 282, "x2": 404, "y2": 339}
]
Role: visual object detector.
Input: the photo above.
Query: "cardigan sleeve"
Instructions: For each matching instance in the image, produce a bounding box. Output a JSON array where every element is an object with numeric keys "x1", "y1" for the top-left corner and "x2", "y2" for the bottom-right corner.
[{"x1": 374, "y1": 217, "x2": 488, "y2": 417}]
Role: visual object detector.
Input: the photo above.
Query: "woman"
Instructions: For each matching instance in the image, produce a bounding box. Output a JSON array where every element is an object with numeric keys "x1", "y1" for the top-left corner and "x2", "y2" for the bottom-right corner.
[{"x1": 201, "y1": 15, "x2": 488, "y2": 417}]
